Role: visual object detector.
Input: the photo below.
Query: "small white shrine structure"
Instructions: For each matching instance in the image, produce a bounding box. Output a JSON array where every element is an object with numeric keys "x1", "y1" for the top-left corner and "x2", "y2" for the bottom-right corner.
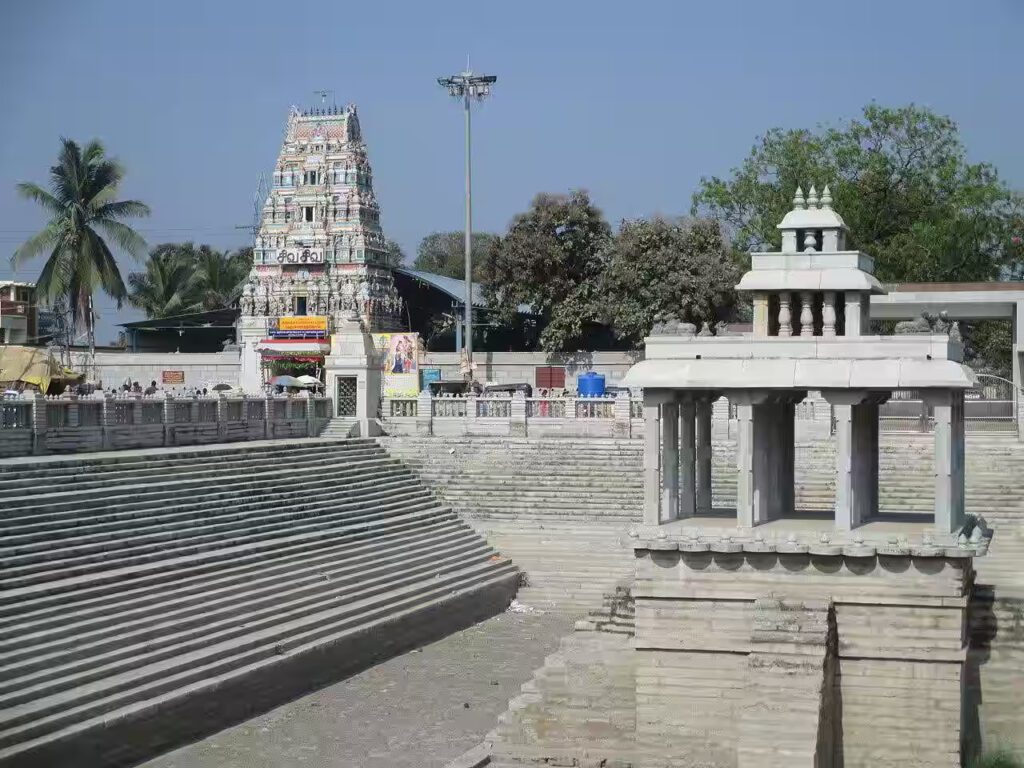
[{"x1": 623, "y1": 184, "x2": 974, "y2": 535}]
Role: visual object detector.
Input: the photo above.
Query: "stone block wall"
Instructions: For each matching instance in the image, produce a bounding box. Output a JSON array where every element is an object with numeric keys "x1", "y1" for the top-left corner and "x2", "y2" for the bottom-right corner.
[
  {"x1": 69, "y1": 351, "x2": 241, "y2": 390},
  {"x1": 631, "y1": 548, "x2": 972, "y2": 767}
]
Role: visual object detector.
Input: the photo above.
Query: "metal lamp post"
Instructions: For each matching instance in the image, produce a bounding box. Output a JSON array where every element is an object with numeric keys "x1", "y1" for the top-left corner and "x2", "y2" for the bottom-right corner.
[{"x1": 437, "y1": 67, "x2": 496, "y2": 377}]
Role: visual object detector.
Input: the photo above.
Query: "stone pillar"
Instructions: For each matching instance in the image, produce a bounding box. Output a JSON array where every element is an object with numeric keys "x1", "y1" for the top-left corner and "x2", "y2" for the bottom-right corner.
[
  {"x1": 661, "y1": 400, "x2": 680, "y2": 521},
  {"x1": 1014, "y1": 301, "x2": 1024, "y2": 438},
  {"x1": 736, "y1": 403, "x2": 754, "y2": 527},
  {"x1": 844, "y1": 293, "x2": 864, "y2": 337},
  {"x1": 67, "y1": 396, "x2": 80, "y2": 428},
  {"x1": 752, "y1": 292, "x2": 770, "y2": 337},
  {"x1": 695, "y1": 396, "x2": 714, "y2": 516},
  {"x1": 679, "y1": 399, "x2": 696, "y2": 519},
  {"x1": 930, "y1": 389, "x2": 966, "y2": 533},
  {"x1": 643, "y1": 395, "x2": 662, "y2": 525},
  {"x1": 828, "y1": 393, "x2": 882, "y2": 530},
  {"x1": 751, "y1": 402, "x2": 789, "y2": 524},
  {"x1": 102, "y1": 393, "x2": 114, "y2": 450}
]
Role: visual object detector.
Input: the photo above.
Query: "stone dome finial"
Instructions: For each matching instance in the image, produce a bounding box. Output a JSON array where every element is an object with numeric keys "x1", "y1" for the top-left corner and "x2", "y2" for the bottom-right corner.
[
  {"x1": 793, "y1": 186, "x2": 806, "y2": 210},
  {"x1": 807, "y1": 185, "x2": 819, "y2": 209},
  {"x1": 820, "y1": 184, "x2": 833, "y2": 209}
]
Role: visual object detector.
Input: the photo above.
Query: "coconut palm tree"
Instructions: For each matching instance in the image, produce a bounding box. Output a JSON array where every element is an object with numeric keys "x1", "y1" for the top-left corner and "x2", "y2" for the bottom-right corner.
[
  {"x1": 11, "y1": 138, "x2": 150, "y2": 345},
  {"x1": 127, "y1": 244, "x2": 197, "y2": 318},
  {"x1": 188, "y1": 246, "x2": 252, "y2": 311}
]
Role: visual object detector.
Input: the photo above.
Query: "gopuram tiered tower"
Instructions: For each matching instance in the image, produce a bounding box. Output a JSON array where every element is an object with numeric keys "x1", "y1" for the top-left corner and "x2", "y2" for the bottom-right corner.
[{"x1": 237, "y1": 103, "x2": 403, "y2": 395}]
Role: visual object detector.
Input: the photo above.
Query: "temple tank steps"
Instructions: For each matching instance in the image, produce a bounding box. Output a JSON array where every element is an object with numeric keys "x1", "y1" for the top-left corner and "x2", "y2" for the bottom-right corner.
[
  {"x1": 316, "y1": 417, "x2": 360, "y2": 438},
  {"x1": 0, "y1": 438, "x2": 519, "y2": 768}
]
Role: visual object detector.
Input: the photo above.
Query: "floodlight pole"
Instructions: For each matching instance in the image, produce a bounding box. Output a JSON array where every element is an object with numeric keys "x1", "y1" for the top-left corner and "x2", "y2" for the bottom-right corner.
[
  {"x1": 463, "y1": 88, "x2": 473, "y2": 373},
  {"x1": 438, "y1": 68, "x2": 496, "y2": 377}
]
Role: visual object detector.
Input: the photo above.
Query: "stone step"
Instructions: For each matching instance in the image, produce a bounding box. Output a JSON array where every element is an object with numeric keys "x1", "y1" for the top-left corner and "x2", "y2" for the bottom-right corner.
[
  {"x1": 0, "y1": 441, "x2": 382, "y2": 492},
  {"x1": 0, "y1": 497, "x2": 448, "y2": 590},
  {"x1": 0, "y1": 567, "x2": 518, "y2": 766},
  {"x1": 0, "y1": 454, "x2": 402, "y2": 517},
  {"x1": 0, "y1": 516, "x2": 469, "y2": 646},
  {"x1": 1, "y1": 506, "x2": 460, "y2": 615},
  {"x1": 0, "y1": 466, "x2": 418, "y2": 541},
  {"x1": 0, "y1": 482, "x2": 432, "y2": 563},
  {"x1": 0, "y1": 539, "x2": 500, "y2": 707}
]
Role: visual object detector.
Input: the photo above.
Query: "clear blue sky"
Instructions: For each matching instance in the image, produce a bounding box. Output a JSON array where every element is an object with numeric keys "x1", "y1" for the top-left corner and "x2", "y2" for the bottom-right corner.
[{"x1": 1, "y1": 0, "x2": 1022, "y2": 342}]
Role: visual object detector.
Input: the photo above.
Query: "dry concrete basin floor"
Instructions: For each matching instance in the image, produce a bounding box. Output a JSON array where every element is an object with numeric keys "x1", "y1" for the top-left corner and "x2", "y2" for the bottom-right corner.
[{"x1": 139, "y1": 610, "x2": 572, "y2": 768}]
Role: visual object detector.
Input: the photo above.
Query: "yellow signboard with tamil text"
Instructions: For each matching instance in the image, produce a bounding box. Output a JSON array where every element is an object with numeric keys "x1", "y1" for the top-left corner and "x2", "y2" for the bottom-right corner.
[{"x1": 278, "y1": 316, "x2": 328, "y2": 332}]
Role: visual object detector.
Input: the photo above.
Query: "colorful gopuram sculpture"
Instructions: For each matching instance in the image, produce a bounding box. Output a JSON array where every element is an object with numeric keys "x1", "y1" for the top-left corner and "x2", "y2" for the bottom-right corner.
[{"x1": 237, "y1": 103, "x2": 402, "y2": 395}]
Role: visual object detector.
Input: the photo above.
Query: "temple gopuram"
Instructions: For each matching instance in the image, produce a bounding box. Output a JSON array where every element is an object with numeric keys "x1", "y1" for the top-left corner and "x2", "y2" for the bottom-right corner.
[{"x1": 237, "y1": 103, "x2": 403, "y2": 395}]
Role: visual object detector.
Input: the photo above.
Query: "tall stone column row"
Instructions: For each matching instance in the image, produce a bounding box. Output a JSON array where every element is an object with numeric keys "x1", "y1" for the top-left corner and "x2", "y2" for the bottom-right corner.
[
  {"x1": 643, "y1": 387, "x2": 967, "y2": 533},
  {"x1": 642, "y1": 391, "x2": 716, "y2": 525}
]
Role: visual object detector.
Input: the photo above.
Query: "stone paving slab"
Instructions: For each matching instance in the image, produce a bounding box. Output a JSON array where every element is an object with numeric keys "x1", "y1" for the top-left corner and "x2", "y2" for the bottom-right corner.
[{"x1": 139, "y1": 610, "x2": 571, "y2": 768}]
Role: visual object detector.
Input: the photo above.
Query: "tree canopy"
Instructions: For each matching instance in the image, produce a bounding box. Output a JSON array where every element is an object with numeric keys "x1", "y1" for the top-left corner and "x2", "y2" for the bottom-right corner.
[
  {"x1": 413, "y1": 231, "x2": 498, "y2": 280},
  {"x1": 128, "y1": 243, "x2": 251, "y2": 318},
  {"x1": 11, "y1": 137, "x2": 150, "y2": 336},
  {"x1": 692, "y1": 103, "x2": 1024, "y2": 283},
  {"x1": 483, "y1": 191, "x2": 611, "y2": 352},
  {"x1": 601, "y1": 217, "x2": 740, "y2": 347}
]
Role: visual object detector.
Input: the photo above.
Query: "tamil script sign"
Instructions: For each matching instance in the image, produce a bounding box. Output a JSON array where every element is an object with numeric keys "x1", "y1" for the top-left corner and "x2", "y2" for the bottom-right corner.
[
  {"x1": 161, "y1": 370, "x2": 185, "y2": 385},
  {"x1": 271, "y1": 316, "x2": 329, "y2": 339}
]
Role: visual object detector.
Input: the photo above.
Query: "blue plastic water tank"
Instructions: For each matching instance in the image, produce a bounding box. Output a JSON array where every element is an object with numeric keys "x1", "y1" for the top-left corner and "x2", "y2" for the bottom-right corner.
[{"x1": 576, "y1": 371, "x2": 606, "y2": 397}]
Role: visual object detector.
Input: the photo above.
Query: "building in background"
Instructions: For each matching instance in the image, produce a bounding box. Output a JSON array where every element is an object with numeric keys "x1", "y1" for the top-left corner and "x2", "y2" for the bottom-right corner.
[{"x1": 0, "y1": 281, "x2": 39, "y2": 345}]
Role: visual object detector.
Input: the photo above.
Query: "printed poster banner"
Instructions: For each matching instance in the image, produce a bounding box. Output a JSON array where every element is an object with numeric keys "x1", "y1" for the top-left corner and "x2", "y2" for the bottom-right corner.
[
  {"x1": 161, "y1": 370, "x2": 185, "y2": 385},
  {"x1": 372, "y1": 332, "x2": 420, "y2": 398}
]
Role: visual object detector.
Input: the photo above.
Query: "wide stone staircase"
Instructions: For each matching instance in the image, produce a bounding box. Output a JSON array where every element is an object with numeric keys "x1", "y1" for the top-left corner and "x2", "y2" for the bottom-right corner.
[
  {"x1": 381, "y1": 437, "x2": 641, "y2": 613},
  {"x1": 0, "y1": 438, "x2": 518, "y2": 768}
]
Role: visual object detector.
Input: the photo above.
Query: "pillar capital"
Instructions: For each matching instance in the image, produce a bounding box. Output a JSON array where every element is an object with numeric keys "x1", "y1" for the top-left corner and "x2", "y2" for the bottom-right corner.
[{"x1": 821, "y1": 389, "x2": 890, "y2": 407}]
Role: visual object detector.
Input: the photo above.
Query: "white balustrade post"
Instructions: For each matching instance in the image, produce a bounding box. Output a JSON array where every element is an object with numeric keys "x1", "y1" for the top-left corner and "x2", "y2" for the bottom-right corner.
[
  {"x1": 799, "y1": 291, "x2": 814, "y2": 337},
  {"x1": 416, "y1": 390, "x2": 433, "y2": 436},
  {"x1": 163, "y1": 393, "x2": 174, "y2": 446},
  {"x1": 510, "y1": 391, "x2": 527, "y2": 437},
  {"x1": 102, "y1": 393, "x2": 114, "y2": 450},
  {"x1": 67, "y1": 395, "x2": 80, "y2": 428},
  {"x1": 613, "y1": 390, "x2": 632, "y2": 438},
  {"x1": 778, "y1": 293, "x2": 793, "y2": 337},
  {"x1": 30, "y1": 393, "x2": 46, "y2": 455},
  {"x1": 822, "y1": 292, "x2": 837, "y2": 338},
  {"x1": 263, "y1": 395, "x2": 272, "y2": 439},
  {"x1": 217, "y1": 394, "x2": 228, "y2": 440}
]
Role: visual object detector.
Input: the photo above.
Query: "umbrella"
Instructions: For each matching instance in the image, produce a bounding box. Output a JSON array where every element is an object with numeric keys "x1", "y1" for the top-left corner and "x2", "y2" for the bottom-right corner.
[
  {"x1": 210, "y1": 383, "x2": 233, "y2": 391},
  {"x1": 296, "y1": 375, "x2": 323, "y2": 388},
  {"x1": 269, "y1": 375, "x2": 302, "y2": 387}
]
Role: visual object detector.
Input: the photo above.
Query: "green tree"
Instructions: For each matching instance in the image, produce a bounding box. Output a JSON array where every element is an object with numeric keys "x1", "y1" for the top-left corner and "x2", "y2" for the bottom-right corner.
[
  {"x1": 692, "y1": 104, "x2": 1024, "y2": 283},
  {"x1": 382, "y1": 238, "x2": 405, "y2": 268},
  {"x1": 601, "y1": 217, "x2": 741, "y2": 346},
  {"x1": 189, "y1": 245, "x2": 251, "y2": 310},
  {"x1": 483, "y1": 190, "x2": 611, "y2": 352},
  {"x1": 413, "y1": 231, "x2": 498, "y2": 280},
  {"x1": 127, "y1": 244, "x2": 196, "y2": 318},
  {"x1": 11, "y1": 138, "x2": 150, "y2": 342}
]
